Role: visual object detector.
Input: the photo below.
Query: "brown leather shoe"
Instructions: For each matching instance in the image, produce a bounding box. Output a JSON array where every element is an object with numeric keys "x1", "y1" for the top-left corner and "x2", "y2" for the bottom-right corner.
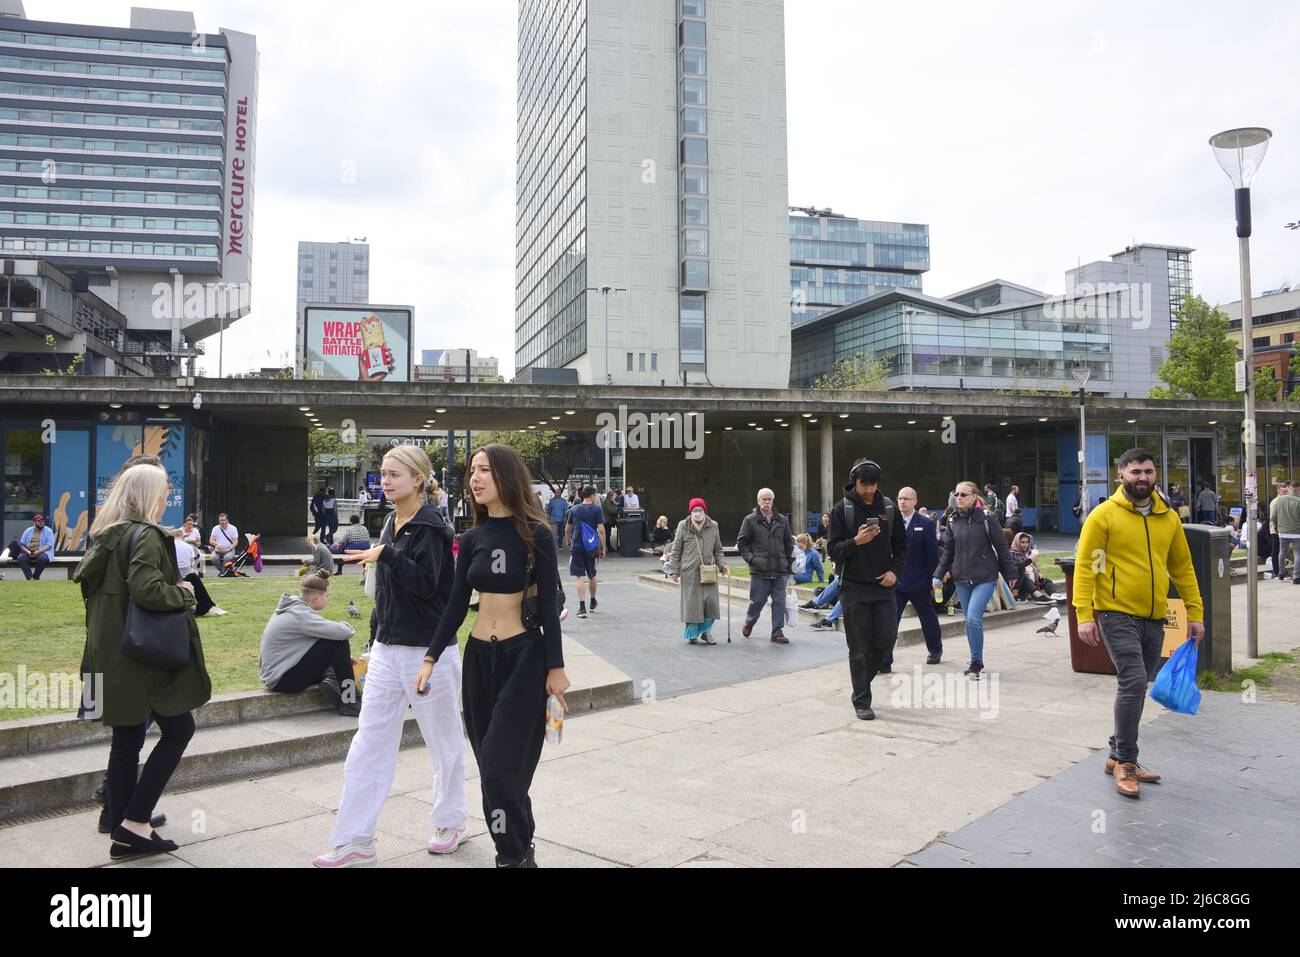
[
  {"x1": 1105, "y1": 757, "x2": 1161, "y2": 783},
  {"x1": 1114, "y1": 762, "x2": 1140, "y2": 798}
]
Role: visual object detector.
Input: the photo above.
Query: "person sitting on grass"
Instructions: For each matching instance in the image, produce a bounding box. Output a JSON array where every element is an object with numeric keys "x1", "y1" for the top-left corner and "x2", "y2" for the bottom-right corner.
[
  {"x1": 259, "y1": 571, "x2": 361, "y2": 717},
  {"x1": 330, "y1": 514, "x2": 371, "y2": 572},
  {"x1": 304, "y1": 532, "x2": 334, "y2": 576},
  {"x1": 791, "y1": 533, "x2": 827, "y2": 585}
]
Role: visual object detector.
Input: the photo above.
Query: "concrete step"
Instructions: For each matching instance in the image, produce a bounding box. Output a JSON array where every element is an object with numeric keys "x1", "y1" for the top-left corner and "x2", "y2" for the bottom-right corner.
[{"x1": 0, "y1": 636, "x2": 632, "y2": 822}]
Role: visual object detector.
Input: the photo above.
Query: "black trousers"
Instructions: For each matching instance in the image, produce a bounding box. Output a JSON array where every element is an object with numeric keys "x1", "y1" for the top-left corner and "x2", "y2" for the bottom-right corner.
[
  {"x1": 841, "y1": 593, "x2": 899, "y2": 709},
  {"x1": 1270, "y1": 532, "x2": 1284, "y2": 577},
  {"x1": 107, "y1": 711, "x2": 195, "y2": 829},
  {"x1": 182, "y1": 573, "x2": 214, "y2": 616},
  {"x1": 273, "y1": 638, "x2": 355, "y2": 695},
  {"x1": 463, "y1": 630, "x2": 548, "y2": 864}
]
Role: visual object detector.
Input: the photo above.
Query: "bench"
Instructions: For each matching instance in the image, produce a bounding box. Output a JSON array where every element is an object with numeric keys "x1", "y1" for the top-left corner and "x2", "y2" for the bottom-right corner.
[{"x1": 0, "y1": 555, "x2": 79, "y2": 580}]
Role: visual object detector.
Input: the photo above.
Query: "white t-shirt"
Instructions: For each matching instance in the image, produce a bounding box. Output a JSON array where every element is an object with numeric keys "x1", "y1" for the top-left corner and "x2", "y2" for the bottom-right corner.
[
  {"x1": 210, "y1": 523, "x2": 239, "y2": 553},
  {"x1": 174, "y1": 539, "x2": 194, "y2": 577},
  {"x1": 182, "y1": 527, "x2": 202, "y2": 548},
  {"x1": 1006, "y1": 493, "x2": 1019, "y2": 514},
  {"x1": 624, "y1": 493, "x2": 641, "y2": 509}
]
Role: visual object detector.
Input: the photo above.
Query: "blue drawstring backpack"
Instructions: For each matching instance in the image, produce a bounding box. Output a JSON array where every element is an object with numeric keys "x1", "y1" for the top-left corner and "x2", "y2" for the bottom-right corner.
[{"x1": 1150, "y1": 638, "x2": 1201, "y2": 715}]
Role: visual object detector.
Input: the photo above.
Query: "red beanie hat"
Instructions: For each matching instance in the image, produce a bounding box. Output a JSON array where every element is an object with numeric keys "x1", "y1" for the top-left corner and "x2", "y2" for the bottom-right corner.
[{"x1": 688, "y1": 497, "x2": 707, "y2": 513}]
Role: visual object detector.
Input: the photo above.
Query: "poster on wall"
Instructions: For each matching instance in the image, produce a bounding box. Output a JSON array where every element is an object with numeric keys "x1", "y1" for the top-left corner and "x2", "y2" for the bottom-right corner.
[
  {"x1": 303, "y1": 305, "x2": 413, "y2": 382},
  {"x1": 95, "y1": 421, "x2": 186, "y2": 527},
  {"x1": 51, "y1": 430, "x2": 90, "y2": 553}
]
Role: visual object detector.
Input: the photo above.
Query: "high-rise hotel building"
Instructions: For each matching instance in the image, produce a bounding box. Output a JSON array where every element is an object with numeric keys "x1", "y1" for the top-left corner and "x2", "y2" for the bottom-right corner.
[
  {"x1": 0, "y1": 3, "x2": 256, "y2": 375},
  {"x1": 514, "y1": 0, "x2": 790, "y2": 388}
]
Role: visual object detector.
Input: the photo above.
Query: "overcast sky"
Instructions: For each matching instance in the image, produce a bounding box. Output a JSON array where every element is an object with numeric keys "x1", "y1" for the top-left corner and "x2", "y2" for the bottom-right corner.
[{"x1": 30, "y1": 0, "x2": 1300, "y2": 377}]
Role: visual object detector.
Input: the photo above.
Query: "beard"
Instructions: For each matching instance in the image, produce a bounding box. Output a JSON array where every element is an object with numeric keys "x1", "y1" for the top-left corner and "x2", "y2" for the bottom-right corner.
[{"x1": 1122, "y1": 478, "x2": 1154, "y2": 501}]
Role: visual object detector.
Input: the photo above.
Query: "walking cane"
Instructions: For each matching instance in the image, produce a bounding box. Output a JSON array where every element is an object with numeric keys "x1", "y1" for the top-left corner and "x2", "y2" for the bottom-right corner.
[{"x1": 725, "y1": 566, "x2": 732, "y2": 643}]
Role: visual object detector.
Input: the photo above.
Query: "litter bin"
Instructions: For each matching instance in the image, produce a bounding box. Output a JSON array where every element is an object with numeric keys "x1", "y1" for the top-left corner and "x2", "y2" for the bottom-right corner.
[
  {"x1": 1056, "y1": 557, "x2": 1117, "y2": 675},
  {"x1": 617, "y1": 510, "x2": 644, "y2": 557},
  {"x1": 1179, "y1": 524, "x2": 1232, "y2": 676}
]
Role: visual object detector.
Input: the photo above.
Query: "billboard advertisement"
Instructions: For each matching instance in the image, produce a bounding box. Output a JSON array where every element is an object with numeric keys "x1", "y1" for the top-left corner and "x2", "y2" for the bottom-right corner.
[{"x1": 303, "y1": 305, "x2": 413, "y2": 382}]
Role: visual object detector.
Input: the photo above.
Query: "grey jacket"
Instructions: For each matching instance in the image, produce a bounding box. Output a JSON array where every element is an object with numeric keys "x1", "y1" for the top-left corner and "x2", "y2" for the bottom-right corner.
[
  {"x1": 259, "y1": 593, "x2": 356, "y2": 689},
  {"x1": 307, "y1": 541, "x2": 334, "y2": 575},
  {"x1": 671, "y1": 517, "x2": 725, "y2": 623},
  {"x1": 736, "y1": 508, "x2": 794, "y2": 578},
  {"x1": 934, "y1": 506, "x2": 1020, "y2": 586}
]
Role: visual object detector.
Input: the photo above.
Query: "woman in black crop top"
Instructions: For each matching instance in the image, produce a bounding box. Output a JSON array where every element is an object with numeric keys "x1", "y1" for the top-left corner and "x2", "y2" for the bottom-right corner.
[{"x1": 417, "y1": 444, "x2": 568, "y2": 868}]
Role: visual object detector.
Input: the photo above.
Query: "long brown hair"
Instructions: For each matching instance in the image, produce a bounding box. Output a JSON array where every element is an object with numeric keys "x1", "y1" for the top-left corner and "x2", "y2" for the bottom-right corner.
[{"x1": 466, "y1": 444, "x2": 549, "y2": 559}]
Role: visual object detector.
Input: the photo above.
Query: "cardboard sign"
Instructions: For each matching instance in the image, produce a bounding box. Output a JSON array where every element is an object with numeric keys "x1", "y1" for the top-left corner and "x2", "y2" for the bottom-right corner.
[{"x1": 1163, "y1": 598, "x2": 1189, "y2": 657}]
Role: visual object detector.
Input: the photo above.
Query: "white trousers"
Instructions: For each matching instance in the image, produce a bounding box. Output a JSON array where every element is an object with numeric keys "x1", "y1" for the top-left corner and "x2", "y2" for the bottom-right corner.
[{"x1": 329, "y1": 641, "x2": 467, "y2": 846}]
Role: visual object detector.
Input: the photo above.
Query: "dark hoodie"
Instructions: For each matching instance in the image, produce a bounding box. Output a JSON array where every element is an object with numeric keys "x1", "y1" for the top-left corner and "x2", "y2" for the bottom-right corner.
[
  {"x1": 827, "y1": 480, "x2": 908, "y2": 599},
  {"x1": 372, "y1": 503, "x2": 454, "y2": 647}
]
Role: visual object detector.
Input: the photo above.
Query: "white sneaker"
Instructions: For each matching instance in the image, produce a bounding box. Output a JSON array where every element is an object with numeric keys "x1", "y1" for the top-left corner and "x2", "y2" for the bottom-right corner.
[
  {"x1": 207, "y1": 607, "x2": 229, "y2": 617},
  {"x1": 313, "y1": 839, "x2": 377, "y2": 868},
  {"x1": 427, "y1": 823, "x2": 467, "y2": 854}
]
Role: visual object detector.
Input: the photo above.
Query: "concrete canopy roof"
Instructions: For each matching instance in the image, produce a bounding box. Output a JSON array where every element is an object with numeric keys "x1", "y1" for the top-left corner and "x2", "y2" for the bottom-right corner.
[{"x1": 4, "y1": 375, "x2": 1295, "y2": 434}]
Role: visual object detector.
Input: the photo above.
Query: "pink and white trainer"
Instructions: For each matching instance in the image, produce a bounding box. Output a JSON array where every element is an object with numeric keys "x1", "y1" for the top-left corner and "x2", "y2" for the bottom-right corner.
[
  {"x1": 313, "y1": 839, "x2": 377, "y2": 868},
  {"x1": 427, "y1": 823, "x2": 468, "y2": 854}
]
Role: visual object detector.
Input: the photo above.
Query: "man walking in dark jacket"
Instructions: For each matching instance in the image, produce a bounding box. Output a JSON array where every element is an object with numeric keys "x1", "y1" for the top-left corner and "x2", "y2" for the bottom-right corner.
[
  {"x1": 883, "y1": 487, "x2": 941, "y2": 670},
  {"x1": 736, "y1": 488, "x2": 795, "y2": 643},
  {"x1": 827, "y1": 459, "x2": 908, "y2": 719}
]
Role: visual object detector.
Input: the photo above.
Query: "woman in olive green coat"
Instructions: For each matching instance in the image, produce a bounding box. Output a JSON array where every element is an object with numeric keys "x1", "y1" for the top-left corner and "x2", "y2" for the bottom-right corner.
[
  {"x1": 670, "y1": 497, "x2": 727, "y2": 644},
  {"x1": 73, "y1": 463, "x2": 211, "y2": 859}
]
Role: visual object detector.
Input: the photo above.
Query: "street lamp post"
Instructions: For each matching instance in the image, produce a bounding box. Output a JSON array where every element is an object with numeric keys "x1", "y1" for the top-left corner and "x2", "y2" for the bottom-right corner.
[
  {"x1": 585, "y1": 285, "x2": 626, "y2": 386},
  {"x1": 1210, "y1": 126, "x2": 1271, "y2": 659},
  {"x1": 1071, "y1": 362, "x2": 1092, "y2": 525}
]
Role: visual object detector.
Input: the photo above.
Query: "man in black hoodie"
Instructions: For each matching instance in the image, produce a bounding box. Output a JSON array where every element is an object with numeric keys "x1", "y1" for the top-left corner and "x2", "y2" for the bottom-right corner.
[{"x1": 827, "y1": 458, "x2": 908, "y2": 720}]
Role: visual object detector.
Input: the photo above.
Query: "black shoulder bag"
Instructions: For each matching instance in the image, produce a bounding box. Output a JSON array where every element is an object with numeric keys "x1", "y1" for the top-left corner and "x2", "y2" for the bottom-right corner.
[
  {"x1": 522, "y1": 539, "x2": 566, "y2": 630},
  {"x1": 119, "y1": 524, "x2": 192, "y2": 672}
]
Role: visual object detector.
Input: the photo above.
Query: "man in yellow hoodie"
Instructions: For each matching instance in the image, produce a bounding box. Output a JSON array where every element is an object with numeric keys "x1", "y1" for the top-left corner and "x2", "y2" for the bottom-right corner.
[{"x1": 1073, "y1": 447, "x2": 1204, "y2": 799}]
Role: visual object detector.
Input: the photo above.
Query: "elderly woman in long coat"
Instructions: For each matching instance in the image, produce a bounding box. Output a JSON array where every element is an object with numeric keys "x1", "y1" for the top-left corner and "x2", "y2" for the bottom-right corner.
[{"x1": 670, "y1": 497, "x2": 727, "y2": 644}]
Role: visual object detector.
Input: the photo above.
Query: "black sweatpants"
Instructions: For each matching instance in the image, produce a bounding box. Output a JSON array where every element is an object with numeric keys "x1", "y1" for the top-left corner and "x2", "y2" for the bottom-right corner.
[
  {"x1": 841, "y1": 591, "x2": 899, "y2": 710},
  {"x1": 183, "y1": 573, "x2": 214, "y2": 616},
  {"x1": 462, "y1": 630, "x2": 548, "y2": 864},
  {"x1": 106, "y1": 711, "x2": 195, "y2": 830},
  {"x1": 273, "y1": 638, "x2": 355, "y2": 695}
]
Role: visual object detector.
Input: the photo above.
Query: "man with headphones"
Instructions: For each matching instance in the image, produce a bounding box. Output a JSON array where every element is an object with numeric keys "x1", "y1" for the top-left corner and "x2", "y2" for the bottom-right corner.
[{"x1": 826, "y1": 458, "x2": 909, "y2": 720}]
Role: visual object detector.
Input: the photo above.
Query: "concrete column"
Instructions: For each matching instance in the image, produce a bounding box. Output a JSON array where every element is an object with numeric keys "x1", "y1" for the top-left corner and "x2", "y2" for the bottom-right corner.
[
  {"x1": 821, "y1": 417, "x2": 835, "y2": 514},
  {"x1": 791, "y1": 417, "x2": 807, "y2": 536}
]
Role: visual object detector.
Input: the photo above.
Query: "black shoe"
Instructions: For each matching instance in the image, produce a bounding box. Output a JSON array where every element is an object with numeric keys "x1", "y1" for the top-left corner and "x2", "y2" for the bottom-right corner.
[
  {"x1": 926, "y1": 653, "x2": 942, "y2": 665},
  {"x1": 855, "y1": 707, "x2": 876, "y2": 720},
  {"x1": 589, "y1": 598, "x2": 598, "y2": 611},
  {"x1": 109, "y1": 824, "x2": 178, "y2": 860},
  {"x1": 879, "y1": 664, "x2": 893, "y2": 674},
  {"x1": 94, "y1": 776, "x2": 107, "y2": 806},
  {"x1": 495, "y1": 845, "x2": 538, "y2": 868},
  {"x1": 99, "y1": 808, "x2": 167, "y2": 834},
  {"x1": 336, "y1": 699, "x2": 362, "y2": 718},
  {"x1": 318, "y1": 676, "x2": 342, "y2": 710},
  {"x1": 963, "y1": 660, "x2": 985, "y2": 678},
  {"x1": 577, "y1": 603, "x2": 587, "y2": 618},
  {"x1": 811, "y1": 619, "x2": 834, "y2": 630},
  {"x1": 799, "y1": 600, "x2": 818, "y2": 610}
]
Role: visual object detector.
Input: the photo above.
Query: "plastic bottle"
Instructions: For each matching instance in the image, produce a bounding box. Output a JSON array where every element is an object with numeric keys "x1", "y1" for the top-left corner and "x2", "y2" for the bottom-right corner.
[{"x1": 545, "y1": 694, "x2": 564, "y2": 745}]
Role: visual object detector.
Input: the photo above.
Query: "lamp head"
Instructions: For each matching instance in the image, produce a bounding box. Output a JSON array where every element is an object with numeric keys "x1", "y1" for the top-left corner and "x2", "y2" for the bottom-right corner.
[{"x1": 1209, "y1": 127, "x2": 1272, "y2": 189}]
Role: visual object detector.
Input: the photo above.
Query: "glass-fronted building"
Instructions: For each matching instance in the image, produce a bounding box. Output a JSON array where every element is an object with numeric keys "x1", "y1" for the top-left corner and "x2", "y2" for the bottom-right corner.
[
  {"x1": 790, "y1": 208, "x2": 929, "y2": 322},
  {"x1": 0, "y1": 6, "x2": 257, "y2": 376},
  {"x1": 294, "y1": 240, "x2": 369, "y2": 372}
]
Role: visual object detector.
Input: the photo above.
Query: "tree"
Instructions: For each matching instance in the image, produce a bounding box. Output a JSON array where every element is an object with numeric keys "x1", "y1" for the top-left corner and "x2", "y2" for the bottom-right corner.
[
  {"x1": 1149, "y1": 295, "x2": 1278, "y2": 402},
  {"x1": 468, "y1": 430, "x2": 585, "y2": 492},
  {"x1": 1291, "y1": 351, "x2": 1300, "y2": 401},
  {"x1": 41, "y1": 334, "x2": 83, "y2": 377},
  {"x1": 813, "y1": 353, "x2": 889, "y2": 391},
  {"x1": 308, "y1": 427, "x2": 371, "y2": 477}
]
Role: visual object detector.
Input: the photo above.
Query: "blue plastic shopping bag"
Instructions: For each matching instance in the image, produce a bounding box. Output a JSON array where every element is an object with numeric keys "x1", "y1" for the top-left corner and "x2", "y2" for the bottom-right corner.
[{"x1": 1150, "y1": 638, "x2": 1201, "y2": 715}]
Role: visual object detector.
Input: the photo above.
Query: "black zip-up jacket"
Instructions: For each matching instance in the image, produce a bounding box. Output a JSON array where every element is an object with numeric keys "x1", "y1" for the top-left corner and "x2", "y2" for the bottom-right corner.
[
  {"x1": 827, "y1": 483, "x2": 907, "y2": 597},
  {"x1": 736, "y1": 508, "x2": 794, "y2": 577},
  {"x1": 934, "y1": 505, "x2": 1020, "y2": 586},
  {"x1": 372, "y1": 503, "x2": 454, "y2": 647}
]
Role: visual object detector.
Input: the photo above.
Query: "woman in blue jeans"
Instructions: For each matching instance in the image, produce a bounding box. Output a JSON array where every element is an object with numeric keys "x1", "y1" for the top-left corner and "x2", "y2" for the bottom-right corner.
[
  {"x1": 932, "y1": 482, "x2": 1020, "y2": 678},
  {"x1": 791, "y1": 534, "x2": 826, "y2": 585}
]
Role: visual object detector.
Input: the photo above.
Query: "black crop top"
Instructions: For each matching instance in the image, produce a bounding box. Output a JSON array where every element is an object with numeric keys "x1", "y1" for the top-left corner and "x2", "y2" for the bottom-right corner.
[{"x1": 426, "y1": 517, "x2": 564, "y2": 669}]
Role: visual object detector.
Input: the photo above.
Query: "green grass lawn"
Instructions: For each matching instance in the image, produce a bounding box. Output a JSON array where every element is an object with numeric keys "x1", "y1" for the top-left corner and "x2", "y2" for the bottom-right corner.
[{"x1": 0, "y1": 575, "x2": 474, "y2": 722}]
